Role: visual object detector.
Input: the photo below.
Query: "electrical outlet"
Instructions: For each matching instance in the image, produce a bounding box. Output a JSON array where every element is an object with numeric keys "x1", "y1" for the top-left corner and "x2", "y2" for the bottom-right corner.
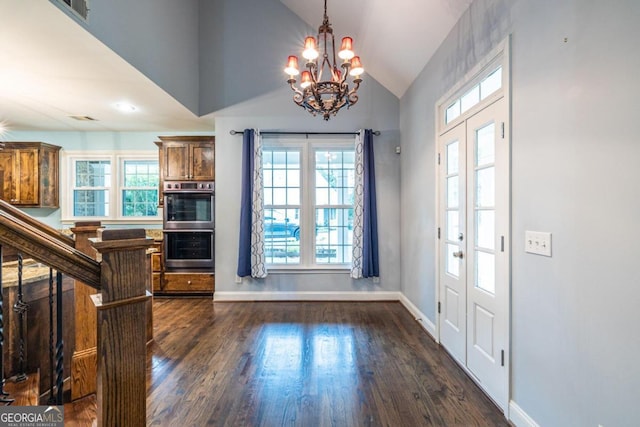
[
  {"x1": 525, "y1": 231, "x2": 552, "y2": 257},
  {"x1": 235, "y1": 275, "x2": 242, "y2": 284}
]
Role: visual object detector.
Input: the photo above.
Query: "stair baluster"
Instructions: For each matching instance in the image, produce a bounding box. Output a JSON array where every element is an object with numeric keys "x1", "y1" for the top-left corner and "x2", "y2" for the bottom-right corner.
[
  {"x1": 47, "y1": 268, "x2": 55, "y2": 404},
  {"x1": 54, "y1": 271, "x2": 63, "y2": 405},
  {"x1": 13, "y1": 253, "x2": 27, "y2": 382},
  {"x1": 0, "y1": 245, "x2": 14, "y2": 405}
]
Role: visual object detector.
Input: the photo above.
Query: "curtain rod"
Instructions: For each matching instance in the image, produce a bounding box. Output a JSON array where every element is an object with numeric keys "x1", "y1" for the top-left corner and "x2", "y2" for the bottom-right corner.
[{"x1": 229, "y1": 130, "x2": 380, "y2": 136}]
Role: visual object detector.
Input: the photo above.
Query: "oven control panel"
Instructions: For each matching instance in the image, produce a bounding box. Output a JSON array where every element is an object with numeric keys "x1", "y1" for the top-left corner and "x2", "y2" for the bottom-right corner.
[{"x1": 164, "y1": 181, "x2": 215, "y2": 192}]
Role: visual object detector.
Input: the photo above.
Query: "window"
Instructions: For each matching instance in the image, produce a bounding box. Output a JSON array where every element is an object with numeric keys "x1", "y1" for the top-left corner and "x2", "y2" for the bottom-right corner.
[
  {"x1": 122, "y1": 160, "x2": 160, "y2": 217},
  {"x1": 63, "y1": 152, "x2": 160, "y2": 223},
  {"x1": 445, "y1": 66, "x2": 502, "y2": 124},
  {"x1": 263, "y1": 141, "x2": 354, "y2": 269},
  {"x1": 73, "y1": 160, "x2": 111, "y2": 216}
]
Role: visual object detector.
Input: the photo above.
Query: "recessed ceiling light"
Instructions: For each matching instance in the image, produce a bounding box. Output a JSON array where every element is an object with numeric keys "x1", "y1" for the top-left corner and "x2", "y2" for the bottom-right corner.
[{"x1": 115, "y1": 102, "x2": 137, "y2": 113}]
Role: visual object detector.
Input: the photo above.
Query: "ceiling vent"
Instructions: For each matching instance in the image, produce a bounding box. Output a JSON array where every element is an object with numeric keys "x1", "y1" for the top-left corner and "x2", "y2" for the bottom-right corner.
[
  {"x1": 57, "y1": 0, "x2": 89, "y2": 21},
  {"x1": 69, "y1": 115, "x2": 98, "y2": 121}
]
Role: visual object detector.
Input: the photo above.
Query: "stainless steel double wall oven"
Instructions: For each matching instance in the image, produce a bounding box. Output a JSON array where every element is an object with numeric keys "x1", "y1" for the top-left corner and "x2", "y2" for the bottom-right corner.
[{"x1": 163, "y1": 181, "x2": 215, "y2": 270}]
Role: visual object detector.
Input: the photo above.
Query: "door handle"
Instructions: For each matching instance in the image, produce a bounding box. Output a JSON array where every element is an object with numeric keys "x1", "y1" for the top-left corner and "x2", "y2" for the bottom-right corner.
[{"x1": 452, "y1": 251, "x2": 464, "y2": 259}]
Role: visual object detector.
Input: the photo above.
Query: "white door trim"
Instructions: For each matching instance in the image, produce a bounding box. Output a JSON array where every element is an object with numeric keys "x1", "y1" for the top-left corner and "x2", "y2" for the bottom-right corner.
[{"x1": 434, "y1": 35, "x2": 511, "y2": 413}]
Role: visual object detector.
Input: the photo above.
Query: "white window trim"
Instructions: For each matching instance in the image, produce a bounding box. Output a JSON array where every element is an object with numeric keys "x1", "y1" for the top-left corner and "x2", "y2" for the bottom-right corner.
[
  {"x1": 437, "y1": 37, "x2": 510, "y2": 135},
  {"x1": 61, "y1": 150, "x2": 161, "y2": 224},
  {"x1": 263, "y1": 138, "x2": 354, "y2": 272}
]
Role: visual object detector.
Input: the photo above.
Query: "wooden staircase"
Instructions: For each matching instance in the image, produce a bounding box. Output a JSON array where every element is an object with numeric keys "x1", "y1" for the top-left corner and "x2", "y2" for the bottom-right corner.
[{"x1": 0, "y1": 199, "x2": 153, "y2": 426}]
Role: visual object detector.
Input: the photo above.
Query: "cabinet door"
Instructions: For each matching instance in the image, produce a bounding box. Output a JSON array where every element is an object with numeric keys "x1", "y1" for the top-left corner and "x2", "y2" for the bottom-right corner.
[
  {"x1": 14, "y1": 149, "x2": 40, "y2": 205},
  {"x1": 0, "y1": 151, "x2": 14, "y2": 203},
  {"x1": 190, "y1": 143, "x2": 215, "y2": 180},
  {"x1": 163, "y1": 144, "x2": 190, "y2": 180},
  {"x1": 39, "y1": 147, "x2": 59, "y2": 208}
]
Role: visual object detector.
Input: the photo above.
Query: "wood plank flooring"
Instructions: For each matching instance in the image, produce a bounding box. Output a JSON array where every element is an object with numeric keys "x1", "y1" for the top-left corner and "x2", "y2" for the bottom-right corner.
[{"x1": 142, "y1": 299, "x2": 508, "y2": 427}]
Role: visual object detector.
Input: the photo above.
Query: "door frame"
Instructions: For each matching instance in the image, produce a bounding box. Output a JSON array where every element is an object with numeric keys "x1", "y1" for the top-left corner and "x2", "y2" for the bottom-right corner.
[{"x1": 434, "y1": 36, "x2": 511, "y2": 413}]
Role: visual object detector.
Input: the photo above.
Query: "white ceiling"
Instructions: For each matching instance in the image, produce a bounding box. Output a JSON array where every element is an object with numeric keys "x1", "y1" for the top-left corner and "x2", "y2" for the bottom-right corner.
[
  {"x1": 0, "y1": 1, "x2": 213, "y2": 133},
  {"x1": 0, "y1": 0, "x2": 471, "y2": 133}
]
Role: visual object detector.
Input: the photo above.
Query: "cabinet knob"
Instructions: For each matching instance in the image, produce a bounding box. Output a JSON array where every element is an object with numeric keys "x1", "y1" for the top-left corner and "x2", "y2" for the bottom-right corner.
[{"x1": 187, "y1": 280, "x2": 192, "y2": 285}]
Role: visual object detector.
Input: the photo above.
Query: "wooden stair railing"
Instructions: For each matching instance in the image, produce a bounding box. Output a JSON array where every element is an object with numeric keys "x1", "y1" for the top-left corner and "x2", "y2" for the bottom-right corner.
[
  {"x1": 0, "y1": 200, "x2": 75, "y2": 248},
  {"x1": 0, "y1": 211, "x2": 100, "y2": 289},
  {"x1": 0, "y1": 205, "x2": 153, "y2": 427}
]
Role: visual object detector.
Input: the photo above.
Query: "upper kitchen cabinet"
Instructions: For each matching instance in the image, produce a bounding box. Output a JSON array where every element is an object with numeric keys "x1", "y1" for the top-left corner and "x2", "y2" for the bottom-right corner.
[
  {"x1": 0, "y1": 142, "x2": 61, "y2": 208},
  {"x1": 155, "y1": 136, "x2": 215, "y2": 181}
]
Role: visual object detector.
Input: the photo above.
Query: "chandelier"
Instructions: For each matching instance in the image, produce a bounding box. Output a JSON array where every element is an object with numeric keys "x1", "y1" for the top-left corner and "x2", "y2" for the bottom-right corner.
[{"x1": 284, "y1": 0, "x2": 364, "y2": 121}]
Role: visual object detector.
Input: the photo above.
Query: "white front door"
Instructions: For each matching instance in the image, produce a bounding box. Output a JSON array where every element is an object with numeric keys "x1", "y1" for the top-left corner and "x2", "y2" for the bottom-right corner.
[
  {"x1": 438, "y1": 121, "x2": 467, "y2": 366},
  {"x1": 438, "y1": 97, "x2": 509, "y2": 410}
]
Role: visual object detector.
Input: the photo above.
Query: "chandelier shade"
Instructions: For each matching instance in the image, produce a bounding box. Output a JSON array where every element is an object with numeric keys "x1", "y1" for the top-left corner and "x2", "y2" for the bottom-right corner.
[{"x1": 284, "y1": 0, "x2": 364, "y2": 120}]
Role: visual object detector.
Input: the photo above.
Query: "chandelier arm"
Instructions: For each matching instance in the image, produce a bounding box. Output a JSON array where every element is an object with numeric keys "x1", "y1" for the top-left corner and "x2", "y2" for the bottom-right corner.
[
  {"x1": 347, "y1": 79, "x2": 361, "y2": 105},
  {"x1": 340, "y1": 62, "x2": 351, "y2": 85}
]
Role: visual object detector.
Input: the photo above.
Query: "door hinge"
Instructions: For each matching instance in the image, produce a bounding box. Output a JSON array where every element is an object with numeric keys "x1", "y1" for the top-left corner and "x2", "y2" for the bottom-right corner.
[
  {"x1": 438, "y1": 301, "x2": 441, "y2": 314},
  {"x1": 437, "y1": 227, "x2": 441, "y2": 239},
  {"x1": 501, "y1": 122, "x2": 505, "y2": 139},
  {"x1": 501, "y1": 236, "x2": 505, "y2": 252},
  {"x1": 501, "y1": 350, "x2": 505, "y2": 366},
  {"x1": 437, "y1": 153, "x2": 441, "y2": 165}
]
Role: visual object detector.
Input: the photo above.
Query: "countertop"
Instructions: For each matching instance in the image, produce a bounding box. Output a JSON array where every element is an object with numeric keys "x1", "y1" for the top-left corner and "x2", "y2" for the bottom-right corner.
[{"x1": 2, "y1": 259, "x2": 53, "y2": 288}]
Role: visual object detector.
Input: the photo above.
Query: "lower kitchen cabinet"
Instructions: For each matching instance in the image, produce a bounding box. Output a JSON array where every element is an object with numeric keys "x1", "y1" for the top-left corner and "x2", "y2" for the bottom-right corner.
[{"x1": 153, "y1": 272, "x2": 215, "y2": 296}]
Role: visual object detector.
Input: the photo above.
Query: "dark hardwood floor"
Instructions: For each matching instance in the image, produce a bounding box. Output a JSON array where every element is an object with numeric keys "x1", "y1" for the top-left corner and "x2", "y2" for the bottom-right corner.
[{"x1": 66, "y1": 299, "x2": 508, "y2": 426}]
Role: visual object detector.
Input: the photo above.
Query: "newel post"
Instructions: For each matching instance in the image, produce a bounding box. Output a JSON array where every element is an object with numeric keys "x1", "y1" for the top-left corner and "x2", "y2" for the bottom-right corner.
[
  {"x1": 70, "y1": 221, "x2": 101, "y2": 401},
  {"x1": 90, "y1": 229, "x2": 153, "y2": 427}
]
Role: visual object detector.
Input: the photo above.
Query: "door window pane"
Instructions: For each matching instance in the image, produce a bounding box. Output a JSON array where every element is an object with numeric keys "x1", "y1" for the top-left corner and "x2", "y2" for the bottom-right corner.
[
  {"x1": 476, "y1": 251, "x2": 495, "y2": 294},
  {"x1": 447, "y1": 141, "x2": 459, "y2": 174},
  {"x1": 461, "y1": 85, "x2": 480, "y2": 114},
  {"x1": 480, "y1": 67, "x2": 502, "y2": 100},
  {"x1": 476, "y1": 123, "x2": 495, "y2": 167},
  {"x1": 446, "y1": 100, "x2": 461, "y2": 124},
  {"x1": 447, "y1": 176, "x2": 459, "y2": 208},
  {"x1": 476, "y1": 210, "x2": 495, "y2": 250},
  {"x1": 446, "y1": 244, "x2": 460, "y2": 277},
  {"x1": 446, "y1": 210, "x2": 459, "y2": 241},
  {"x1": 475, "y1": 167, "x2": 495, "y2": 208}
]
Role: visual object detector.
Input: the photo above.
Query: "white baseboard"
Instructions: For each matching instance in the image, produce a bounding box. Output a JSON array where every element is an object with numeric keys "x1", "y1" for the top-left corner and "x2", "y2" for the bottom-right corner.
[
  {"x1": 398, "y1": 293, "x2": 437, "y2": 340},
  {"x1": 509, "y1": 401, "x2": 539, "y2": 427},
  {"x1": 214, "y1": 291, "x2": 402, "y2": 302}
]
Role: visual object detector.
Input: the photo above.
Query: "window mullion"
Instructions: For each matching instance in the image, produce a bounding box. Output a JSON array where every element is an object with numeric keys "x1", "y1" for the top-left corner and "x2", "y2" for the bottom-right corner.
[{"x1": 302, "y1": 143, "x2": 313, "y2": 267}]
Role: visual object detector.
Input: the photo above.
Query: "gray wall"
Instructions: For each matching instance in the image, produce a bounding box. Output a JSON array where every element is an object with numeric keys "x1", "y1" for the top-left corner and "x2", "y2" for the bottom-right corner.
[
  {"x1": 52, "y1": 0, "x2": 201, "y2": 114},
  {"x1": 214, "y1": 81, "x2": 400, "y2": 295},
  {"x1": 198, "y1": 0, "x2": 310, "y2": 115},
  {"x1": 400, "y1": 0, "x2": 640, "y2": 425}
]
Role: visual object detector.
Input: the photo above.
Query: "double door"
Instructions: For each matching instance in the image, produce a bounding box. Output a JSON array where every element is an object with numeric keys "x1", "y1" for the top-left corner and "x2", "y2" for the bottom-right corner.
[{"x1": 438, "y1": 97, "x2": 509, "y2": 410}]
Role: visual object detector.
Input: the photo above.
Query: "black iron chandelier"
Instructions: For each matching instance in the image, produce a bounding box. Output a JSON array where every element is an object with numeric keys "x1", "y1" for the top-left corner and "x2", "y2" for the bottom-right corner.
[{"x1": 284, "y1": 0, "x2": 364, "y2": 120}]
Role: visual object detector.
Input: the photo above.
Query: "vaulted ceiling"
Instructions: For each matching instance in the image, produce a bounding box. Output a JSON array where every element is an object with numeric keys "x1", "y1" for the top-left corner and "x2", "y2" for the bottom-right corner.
[{"x1": 0, "y1": 0, "x2": 471, "y2": 132}]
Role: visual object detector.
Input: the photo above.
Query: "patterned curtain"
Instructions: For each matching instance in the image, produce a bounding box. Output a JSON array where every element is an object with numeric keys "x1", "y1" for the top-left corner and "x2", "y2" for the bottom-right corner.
[
  {"x1": 351, "y1": 129, "x2": 379, "y2": 278},
  {"x1": 237, "y1": 129, "x2": 267, "y2": 278}
]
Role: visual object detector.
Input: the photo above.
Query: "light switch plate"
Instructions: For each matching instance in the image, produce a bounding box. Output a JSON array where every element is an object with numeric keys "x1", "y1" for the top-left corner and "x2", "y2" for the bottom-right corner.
[{"x1": 525, "y1": 231, "x2": 552, "y2": 257}]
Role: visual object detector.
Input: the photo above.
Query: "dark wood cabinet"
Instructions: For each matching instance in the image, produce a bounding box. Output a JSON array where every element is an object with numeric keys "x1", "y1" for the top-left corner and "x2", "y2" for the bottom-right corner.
[
  {"x1": 0, "y1": 142, "x2": 60, "y2": 207},
  {"x1": 155, "y1": 136, "x2": 215, "y2": 181},
  {"x1": 153, "y1": 271, "x2": 214, "y2": 296}
]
